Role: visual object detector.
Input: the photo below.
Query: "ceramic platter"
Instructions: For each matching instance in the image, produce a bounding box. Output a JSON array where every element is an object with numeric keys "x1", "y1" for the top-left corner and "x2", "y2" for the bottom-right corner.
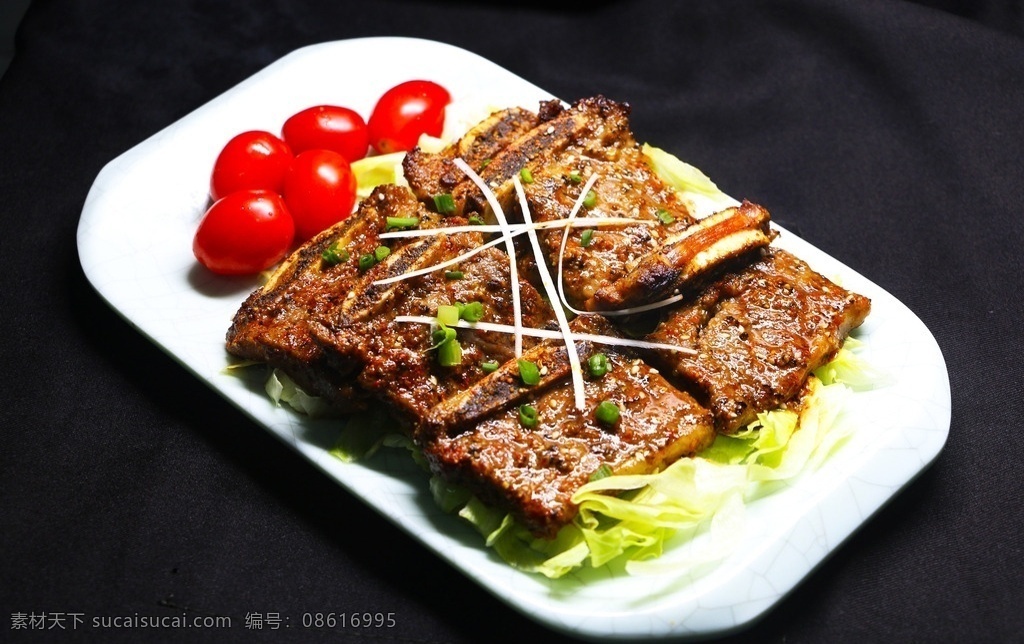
[{"x1": 77, "y1": 37, "x2": 951, "y2": 641}]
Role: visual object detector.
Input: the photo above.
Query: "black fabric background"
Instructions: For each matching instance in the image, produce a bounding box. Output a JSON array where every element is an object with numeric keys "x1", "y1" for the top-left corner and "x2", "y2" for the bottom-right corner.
[{"x1": 2, "y1": 1, "x2": 1022, "y2": 642}]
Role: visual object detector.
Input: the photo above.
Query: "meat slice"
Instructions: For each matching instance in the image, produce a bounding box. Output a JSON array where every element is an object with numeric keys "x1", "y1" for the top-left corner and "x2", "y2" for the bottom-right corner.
[
  {"x1": 417, "y1": 316, "x2": 715, "y2": 538},
  {"x1": 588, "y1": 201, "x2": 776, "y2": 311},
  {"x1": 519, "y1": 143, "x2": 699, "y2": 310},
  {"x1": 225, "y1": 184, "x2": 442, "y2": 409},
  {"x1": 456, "y1": 96, "x2": 637, "y2": 219},
  {"x1": 645, "y1": 248, "x2": 871, "y2": 433},
  {"x1": 403, "y1": 106, "x2": 540, "y2": 210},
  {"x1": 310, "y1": 234, "x2": 553, "y2": 425}
]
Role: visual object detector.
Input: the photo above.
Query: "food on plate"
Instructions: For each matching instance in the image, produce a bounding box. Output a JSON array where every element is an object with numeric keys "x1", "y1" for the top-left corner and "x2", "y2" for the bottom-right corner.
[
  {"x1": 223, "y1": 94, "x2": 871, "y2": 575},
  {"x1": 368, "y1": 79, "x2": 451, "y2": 154},
  {"x1": 193, "y1": 190, "x2": 294, "y2": 275},
  {"x1": 282, "y1": 105, "x2": 370, "y2": 162},
  {"x1": 646, "y1": 248, "x2": 871, "y2": 433},
  {"x1": 282, "y1": 149, "x2": 358, "y2": 242},
  {"x1": 402, "y1": 106, "x2": 540, "y2": 206},
  {"x1": 209, "y1": 130, "x2": 293, "y2": 202},
  {"x1": 195, "y1": 81, "x2": 453, "y2": 275},
  {"x1": 418, "y1": 315, "x2": 716, "y2": 538}
]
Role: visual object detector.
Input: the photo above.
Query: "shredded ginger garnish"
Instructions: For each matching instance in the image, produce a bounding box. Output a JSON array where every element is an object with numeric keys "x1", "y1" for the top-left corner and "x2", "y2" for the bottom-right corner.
[
  {"x1": 452, "y1": 158, "x2": 524, "y2": 357},
  {"x1": 375, "y1": 158, "x2": 701, "y2": 388},
  {"x1": 514, "y1": 174, "x2": 586, "y2": 410}
]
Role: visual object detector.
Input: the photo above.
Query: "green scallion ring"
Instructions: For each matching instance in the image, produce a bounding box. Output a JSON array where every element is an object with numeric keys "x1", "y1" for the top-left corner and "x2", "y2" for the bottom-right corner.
[
  {"x1": 587, "y1": 353, "x2": 609, "y2": 378},
  {"x1": 518, "y1": 359, "x2": 541, "y2": 386},
  {"x1": 386, "y1": 216, "x2": 420, "y2": 230},
  {"x1": 480, "y1": 360, "x2": 500, "y2": 373},
  {"x1": 595, "y1": 400, "x2": 620, "y2": 425},
  {"x1": 582, "y1": 189, "x2": 597, "y2": 209},
  {"x1": 460, "y1": 301, "x2": 485, "y2": 323},
  {"x1": 432, "y1": 193, "x2": 456, "y2": 215},
  {"x1": 519, "y1": 404, "x2": 539, "y2": 428}
]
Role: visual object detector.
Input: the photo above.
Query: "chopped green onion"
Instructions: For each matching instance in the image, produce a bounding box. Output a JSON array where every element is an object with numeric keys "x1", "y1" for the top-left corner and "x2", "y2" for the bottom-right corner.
[
  {"x1": 568, "y1": 171, "x2": 582, "y2": 184},
  {"x1": 587, "y1": 353, "x2": 609, "y2": 378},
  {"x1": 437, "y1": 305, "x2": 460, "y2": 327},
  {"x1": 459, "y1": 301, "x2": 485, "y2": 323},
  {"x1": 580, "y1": 229, "x2": 594, "y2": 247},
  {"x1": 518, "y1": 404, "x2": 539, "y2": 428},
  {"x1": 438, "y1": 338, "x2": 463, "y2": 366},
  {"x1": 519, "y1": 167, "x2": 534, "y2": 184},
  {"x1": 480, "y1": 158, "x2": 492, "y2": 168},
  {"x1": 321, "y1": 241, "x2": 349, "y2": 265},
  {"x1": 386, "y1": 216, "x2": 420, "y2": 230},
  {"x1": 433, "y1": 193, "x2": 456, "y2": 215},
  {"x1": 358, "y1": 253, "x2": 376, "y2": 272},
  {"x1": 431, "y1": 324, "x2": 456, "y2": 348},
  {"x1": 480, "y1": 360, "x2": 500, "y2": 373},
  {"x1": 583, "y1": 189, "x2": 597, "y2": 209},
  {"x1": 656, "y1": 208, "x2": 675, "y2": 225},
  {"x1": 589, "y1": 464, "x2": 614, "y2": 481},
  {"x1": 518, "y1": 359, "x2": 541, "y2": 386},
  {"x1": 444, "y1": 270, "x2": 464, "y2": 280},
  {"x1": 374, "y1": 245, "x2": 391, "y2": 262},
  {"x1": 595, "y1": 400, "x2": 620, "y2": 425},
  {"x1": 468, "y1": 215, "x2": 485, "y2": 226}
]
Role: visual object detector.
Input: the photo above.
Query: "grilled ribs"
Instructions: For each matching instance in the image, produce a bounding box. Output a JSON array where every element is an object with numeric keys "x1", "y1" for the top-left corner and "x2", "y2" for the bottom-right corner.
[
  {"x1": 645, "y1": 248, "x2": 871, "y2": 433},
  {"x1": 415, "y1": 96, "x2": 776, "y2": 312},
  {"x1": 225, "y1": 184, "x2": 444, "y2": 409},
  {"x1": 309, "y1": 232, "x2": 553, "y2": 425},
  {"x1": 418, "y1": 316, "x2": 715, "y2": 538},
  {"x1": 225, "y1": 94, "x2": 871, "y2": 543}
]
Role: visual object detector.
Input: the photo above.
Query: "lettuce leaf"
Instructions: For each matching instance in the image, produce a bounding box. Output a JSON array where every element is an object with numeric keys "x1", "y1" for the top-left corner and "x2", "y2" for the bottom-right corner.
[
  {"x1": 641, "y1": 143, "x2": 727, "y2": 199},
  {"x1": 441, "y1": 343, "x2": 868, "y2": 579},
  {"x1": 351, "y1": 152, "x2": 406, "y2": 199}
]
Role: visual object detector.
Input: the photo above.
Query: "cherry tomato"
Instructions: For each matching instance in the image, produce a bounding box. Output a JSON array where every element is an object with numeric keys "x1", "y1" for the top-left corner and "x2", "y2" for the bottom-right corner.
[
  {"x1": 282, "y1": 105, "x2": 370, "y2": 162},
  {"x1": 367, "y1": 80, "x2": 451, "y2": 154},
  {"x1": 210, "y1": 131, "x2": 293, "y2": 202},
  {"x1": 193, "y1": 190, "x2": 295, "y2": 275},
  {"x1": 283, "y1": 149, "x2": 357, "y2": 241}
]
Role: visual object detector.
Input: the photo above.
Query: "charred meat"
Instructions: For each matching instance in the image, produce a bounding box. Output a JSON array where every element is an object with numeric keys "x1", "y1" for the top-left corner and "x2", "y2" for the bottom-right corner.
[
  {"x1": 225, "y1": 184, "x2": 443, "y2": 409},
  {"x1": 645, "y1": 248, "x2": 871, "y2": 433},
  {"x1": 403, "y1": 106, "x2": 540, "y2": 212},
  {"x1": 310, "y1": 233, "x2": 554, "y2": 425},
  {"x1": 418, "y1": 317, "x2": 715, "y2": 538}
]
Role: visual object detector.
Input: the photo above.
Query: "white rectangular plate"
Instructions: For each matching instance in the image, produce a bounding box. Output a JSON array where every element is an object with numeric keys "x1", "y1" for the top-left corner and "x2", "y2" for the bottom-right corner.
[{"x1": 77, "y1": 37, "x2": 951, "y2": 641}]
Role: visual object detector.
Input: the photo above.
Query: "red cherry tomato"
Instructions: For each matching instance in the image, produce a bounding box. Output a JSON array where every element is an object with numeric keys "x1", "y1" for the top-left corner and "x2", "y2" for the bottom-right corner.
[
  {"x1": 282, "y1": 105, "x2": 369, "y2": 162},
  {"x1": 210, "y1": 131, "x2": 293, "y2": 202},
  {"x1": 283, "y1": 149, "x2": 357, "y2": 242},
  {"x1": 367, "y1": 80, "x2": 451, "y2": 154},
  {"x1": 193, "y1": 190, "x2": 295, "y2": 275}
]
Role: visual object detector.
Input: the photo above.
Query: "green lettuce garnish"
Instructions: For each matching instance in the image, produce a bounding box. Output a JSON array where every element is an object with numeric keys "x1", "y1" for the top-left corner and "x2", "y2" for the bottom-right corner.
[
  {"x1": 351, "y1": 152, "x2": 406, "y2": 199},
  {"x1": 641, "y1": 143, "x2": 727, "y2": 199},
  {"x1": 445, "y1": 342, "x2": 868, "y2": 579}
]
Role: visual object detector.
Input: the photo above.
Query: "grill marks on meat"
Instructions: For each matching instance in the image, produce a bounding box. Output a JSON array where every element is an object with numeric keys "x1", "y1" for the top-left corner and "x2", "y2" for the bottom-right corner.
[
  {"x1": 403, "y1": 107, "x2": 540, "y2": 211},
  {"x1": 520, "y1": 139, "x2": 699, "y2": 310},
  {"x1": 225, "y1": 184, "x2": 441, "y2": 409},
  {"x1": 589, "y1": 200, "x2": 776, "y2": 311},
  {"x1": 454, "y1": 96, "x2": 636, "y2": 219},
  {"x1": 645, "y1": 248, "x2": 871, "y2": 433},
  {"x1": 226, "y1": 94, "x2": 873, "y2": 543},
  {"x1": 310, "y1": 234, "x2": 553, "y2": 425},
  {"x1": 418, "y1": 317, "x2": 715, "y2": 538}
]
